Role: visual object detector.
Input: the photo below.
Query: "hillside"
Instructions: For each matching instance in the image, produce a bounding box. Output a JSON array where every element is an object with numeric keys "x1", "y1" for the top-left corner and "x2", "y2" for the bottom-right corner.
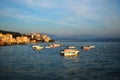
[
  {"x1": 0, "y1": 30, "x2": 22, "y2": 38},
  {"x1": 0, "y1": 30, "x2": 54, "y2": 46}
]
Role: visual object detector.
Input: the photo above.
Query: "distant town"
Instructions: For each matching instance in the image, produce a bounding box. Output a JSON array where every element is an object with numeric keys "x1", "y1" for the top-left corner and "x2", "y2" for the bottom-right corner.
[{"x1": 0, "y1": 30, "x2": 54, "y2": 46}]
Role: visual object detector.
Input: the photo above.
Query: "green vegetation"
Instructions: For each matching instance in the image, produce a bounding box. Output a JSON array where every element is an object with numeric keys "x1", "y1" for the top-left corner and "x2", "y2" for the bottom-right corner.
[{"x1": 0, "y1": 30, "x2": 21, "y2": 38}]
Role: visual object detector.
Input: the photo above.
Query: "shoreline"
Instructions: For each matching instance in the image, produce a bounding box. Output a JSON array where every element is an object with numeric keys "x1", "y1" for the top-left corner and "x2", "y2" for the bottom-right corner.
[{"x1": 0, "y1": 30, "x2": 55, "y2": 46}]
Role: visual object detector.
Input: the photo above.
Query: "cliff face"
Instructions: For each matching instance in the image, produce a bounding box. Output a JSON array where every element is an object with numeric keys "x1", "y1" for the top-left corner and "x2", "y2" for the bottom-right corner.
[{"x1": 0, "y1": 30, "x2": 54, "y2": 46}]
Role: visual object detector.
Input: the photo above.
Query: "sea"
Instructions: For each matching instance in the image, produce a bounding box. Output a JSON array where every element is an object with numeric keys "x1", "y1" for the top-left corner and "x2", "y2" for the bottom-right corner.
[{"x1": 0, "y1": 42, "x2": 120, "y2": 80}]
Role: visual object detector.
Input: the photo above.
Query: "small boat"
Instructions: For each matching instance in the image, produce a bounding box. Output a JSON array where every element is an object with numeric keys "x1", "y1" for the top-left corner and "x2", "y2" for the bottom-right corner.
[
  {"x1": 81, "y1": 46, "x2": 95, "y2": 50},
  {"x1": 61, "y1": 46, "x2": 79, "y2": 56},
  {"x1": 49, "y1": 43, "x2": 61, "y2": 48},
  {"x1": 67, "y1": 46, "x2": 76, "y2": 49},
  {"x1": 45, "y1": 46, "x2": 51, "y2": 48},
  {"x1": 32, "y1": 45, "x2": 44, "y2": 50},
  {"x1": 90, "y1": 46, "x2": 96, "y2": 48}
]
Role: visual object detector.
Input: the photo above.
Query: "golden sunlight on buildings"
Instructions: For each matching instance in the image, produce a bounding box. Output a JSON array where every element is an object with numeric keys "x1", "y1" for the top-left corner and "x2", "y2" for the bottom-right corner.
[{"x1": 0, "y1": 32, "x2": 53, "y2": 46}]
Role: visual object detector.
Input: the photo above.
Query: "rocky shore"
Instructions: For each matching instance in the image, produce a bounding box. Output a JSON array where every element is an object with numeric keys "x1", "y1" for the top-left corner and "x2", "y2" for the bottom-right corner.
[{"x1": 0, "y1": 30, "x2": 54, "y2": 46}]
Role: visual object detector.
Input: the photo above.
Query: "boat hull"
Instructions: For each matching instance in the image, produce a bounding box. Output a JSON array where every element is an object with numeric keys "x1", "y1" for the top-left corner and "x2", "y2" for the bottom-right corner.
[
  {"x1": 32, "y1": 45, "x2": 43, "y2": 50},
  {"x1": 81, "y1": 46, "x2": 95, "y2": 50},
  {"x1": 61, "y1": 50, "x2": 79, "y2": 56}
]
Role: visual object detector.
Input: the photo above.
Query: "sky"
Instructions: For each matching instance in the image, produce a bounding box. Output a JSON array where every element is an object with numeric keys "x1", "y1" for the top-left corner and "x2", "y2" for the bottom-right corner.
[{"x1": 0, "y1": 0, "x2": 120, "y2": 37}]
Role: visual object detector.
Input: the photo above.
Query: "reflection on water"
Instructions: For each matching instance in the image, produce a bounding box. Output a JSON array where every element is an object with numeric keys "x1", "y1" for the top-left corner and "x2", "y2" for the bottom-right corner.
[{"x1": 0, "y1": 42, "x2": 120, "y2": 80}]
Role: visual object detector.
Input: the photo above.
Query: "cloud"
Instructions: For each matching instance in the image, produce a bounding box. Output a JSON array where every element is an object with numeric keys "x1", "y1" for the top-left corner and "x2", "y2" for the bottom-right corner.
[
  {"x1": 15, "y1": 14, "x2": 47, "y2": 22},
  {"x1": 1, "y1": 0, "x2": 120, "y2": 36},
  {"x1": 0, "y1": 8, "x2": 47, "y2": 22},
  {"x1": 0, "y1": 7, "x2": 80, "y2": 27},
  {"x1": 62, "y1": 0, "x2": 120, "y2": 28},
  {"x1": 62, "y1": 0, "x2": 102, "y2": 18},
  {"x1": 12, "y1": 0, "x2": 57, "y2": 9},
  {"x1": 8, "y1": 0, "x2": 114, "y2": 21}
]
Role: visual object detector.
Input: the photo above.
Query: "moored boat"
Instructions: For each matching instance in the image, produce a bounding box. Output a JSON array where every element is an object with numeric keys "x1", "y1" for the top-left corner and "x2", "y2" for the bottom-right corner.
[
  {"x1": 67, "y1": 46, "x2": 76, "y2": 49},
  {"x1": 90, "y1": 46, "x2": 96, "y2": 48},
  {"x1": 32, "y1": 45, "x2": 44, "y2": 50},
  {"x1": 49, "y1": 43, "x2": 61, "y2": 48},
  {"x1": 45, "y1": 46, "x2": 51, "y2": 48},
  {"x1": 61, "y1": 46, "x2": 79, "y2": 56},
  {"x1": 81, "y1": 46, "x2": 95, "y2": 50}
]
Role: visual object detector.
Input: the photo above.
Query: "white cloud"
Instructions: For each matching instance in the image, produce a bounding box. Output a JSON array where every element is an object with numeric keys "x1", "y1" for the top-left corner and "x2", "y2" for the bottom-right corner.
[
  {"x1": 15, "y1": 14, "x2": 47, "y2": 22},
  {"x1": 0, "y1": 7, "x2": 80, "y2": 27},
  {"x1": 1, "y1": 0, "x2": 120, "y2": 34},
  {"x1": 62, "y1": 0, "x2": 120, "y2": 29},
  {"x1": 0, "y1": 8, "x2": 47, "y2": 22},
  {"x1": 12, "y1": 0, "x2": 56, "y2": 9}
]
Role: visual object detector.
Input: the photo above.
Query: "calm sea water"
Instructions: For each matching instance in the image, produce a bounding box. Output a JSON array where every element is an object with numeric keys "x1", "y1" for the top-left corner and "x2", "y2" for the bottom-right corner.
[{"x1": 0, "y1": 42, "x2": 120, "y2": 80}]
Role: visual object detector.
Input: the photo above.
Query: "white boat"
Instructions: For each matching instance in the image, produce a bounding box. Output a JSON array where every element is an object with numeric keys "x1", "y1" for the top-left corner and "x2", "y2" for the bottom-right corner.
[
  {"x1": 45, "y1": 46, "x2": 51, "y2": 48},
  {"x1": 49, "y1": 43, "x2": 61, "y2": 48},
  {"x1": 90, "y1": 46, "x2": 96, "y2": 48},
  {"x1": 61, "y1": 46, "x2": 79, "y2": 56},
  {"x1": 81, "y1": 46, "x2": 96, "y2": 50},
  {"x1": 32, "y1": 45, "x2": 44, "y2": 50},
  {"x1": 67, "y1": 46, "x2": 76, "y2": 49}
]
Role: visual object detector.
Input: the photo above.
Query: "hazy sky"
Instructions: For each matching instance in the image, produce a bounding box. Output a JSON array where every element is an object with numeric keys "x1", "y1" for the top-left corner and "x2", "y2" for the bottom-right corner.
[{"x1": 0, "y1": 0, "x2": 120, "y2": 37}]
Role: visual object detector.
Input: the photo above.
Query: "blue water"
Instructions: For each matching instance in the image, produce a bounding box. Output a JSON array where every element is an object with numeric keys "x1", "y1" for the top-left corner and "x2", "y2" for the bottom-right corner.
[{"x1": 0, "y1": 42, "x2": 120, "y2": 80}]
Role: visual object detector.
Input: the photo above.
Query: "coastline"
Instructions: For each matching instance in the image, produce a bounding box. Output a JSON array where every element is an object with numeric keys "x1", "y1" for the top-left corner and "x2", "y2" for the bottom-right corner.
[{"x1": 0, "y1": 30, "x2": 54, "y2": 46}]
